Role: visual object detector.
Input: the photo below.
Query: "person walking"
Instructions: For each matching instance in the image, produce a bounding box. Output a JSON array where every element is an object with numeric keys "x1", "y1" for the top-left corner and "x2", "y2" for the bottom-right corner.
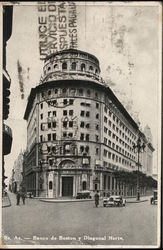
[
  {"x1": 94, "y1": 191, "x2": 99, "y2": 208},
  {"x1": 21, "y1": 192, "x2": 26, "y2": 205},
  {"x1": 16, "y1": 191, "x2": 20, "y2": 205}
]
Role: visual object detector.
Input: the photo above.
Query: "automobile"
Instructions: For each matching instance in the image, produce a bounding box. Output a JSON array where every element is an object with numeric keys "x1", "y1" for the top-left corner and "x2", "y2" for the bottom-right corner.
[
  {"x1": 103, "y1": 195, "x2": 126, "y2": 207},
  {"x1": 150, "y1": 190, "x2": 157, "y2": 205},
  {"x1": 76, "y1": 190, "x2": 92, "y2": 199},
  {"x1": 26, "y1": 192, "x2": 34, "y2": 198}
]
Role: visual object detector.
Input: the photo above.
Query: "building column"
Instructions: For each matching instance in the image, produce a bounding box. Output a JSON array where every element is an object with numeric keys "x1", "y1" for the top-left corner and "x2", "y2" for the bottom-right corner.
[
  {"x1": 110, "y1": 174, "x2": 112, "y2": 194},
  {"x1": 59, "y1": 175, "x2": 62, "y2": 197},
  {"x1": 73, "y1": 175, "x2": 76, "y2": 197},
  {"x1": 90, "y1": 174, "x2": 93, "y2": 191},
  {"x1": 106, "y1": 174, "x2": 108, "y2": 194},
  {"x1": 36, "y1": 172, "x2": 39, "y2": 197}
]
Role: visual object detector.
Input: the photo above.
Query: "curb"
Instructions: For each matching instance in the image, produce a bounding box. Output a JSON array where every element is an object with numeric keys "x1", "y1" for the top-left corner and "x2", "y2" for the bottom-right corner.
[
  {"x1": 39, "y1": 198, "x2": 93, "y2": 203},
  {"x1": 126, "y1": 199, "x2": 148, "y2": 203}
]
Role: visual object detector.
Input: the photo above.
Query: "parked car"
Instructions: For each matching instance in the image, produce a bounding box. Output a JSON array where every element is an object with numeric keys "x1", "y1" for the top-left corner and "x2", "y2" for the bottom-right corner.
[
  {"x1": 26, "y1": 192, "x2": 34, "y2": 198},
  {"x1": 76, "y1": 190, "x2": 92, "y2": 199},
  {"x1": 150, "y1": 190, "x2": 157, "y2": 205},
  {"x1": 103, "y1": 195, "x2": 126, "y2": 207}
]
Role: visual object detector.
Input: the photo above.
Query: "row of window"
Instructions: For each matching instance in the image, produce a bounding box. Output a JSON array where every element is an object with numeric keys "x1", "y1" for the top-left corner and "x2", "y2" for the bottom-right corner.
[
  {"x1": 41, "y1": 88, "x2": 100, "y2": 99},
  {"x1": 104, "y1": 106, "x2": 136, "y2": 140},
  {"x1": 103, "y1": 150, "x2": 133, "y2": 167},
  {"x1": 103, "y1": 141, "x2": 135, "y2": 160},
  {"x1": 104, "y1": 119, "x2": 135, "y2": 146},
  {"x1": 44, "y1": 62, "x2": 99, "y2": 74}
]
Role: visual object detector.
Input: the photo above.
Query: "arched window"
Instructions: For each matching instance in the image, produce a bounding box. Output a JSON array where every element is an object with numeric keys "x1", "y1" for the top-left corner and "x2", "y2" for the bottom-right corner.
[
  {"x1": 54, "y1": 64, "x2": 58, "y2": 69},
  {"x1": 87, "y1": 90, "x2": 91, "y2": 97},
  {"x1": 82, "y1": 181, "x2": 86, "y2": 190},
  {"x1": 95, "y1": 69, "x2": 98, "y2": 74},
  {"x1": 89, "y1": 66, "x2": 93, "y2": 71},
  {"x1": 49, "y1": 181, "x2": 53, "y2": 190},
  {"x1": 81, "y1": 63, "x2": 86, "y2": 71},
  {"x1": 62, "y1": 62, "x2": 67, "y2": 70},
  {"x1": 48, "y1": 90, "x2": 51, "y2": 96},
  {"x1": 48, "y1": 66, "x2": 51, "y2": 71},
  {"x1": 71, "y1": 62, "x2": 77, "y2": 70}
]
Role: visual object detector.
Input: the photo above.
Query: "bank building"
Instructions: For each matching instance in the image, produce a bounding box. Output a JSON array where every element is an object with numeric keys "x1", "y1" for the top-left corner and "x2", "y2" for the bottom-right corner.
[{"x1": 24, "y1": 49, "x2": 154, "y2": 198}]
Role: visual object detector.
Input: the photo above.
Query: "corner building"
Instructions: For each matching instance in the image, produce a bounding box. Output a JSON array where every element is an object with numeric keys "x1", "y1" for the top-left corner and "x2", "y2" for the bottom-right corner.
[{"x1": 24, "y1": 49, "x2": 154, "y2": 198}]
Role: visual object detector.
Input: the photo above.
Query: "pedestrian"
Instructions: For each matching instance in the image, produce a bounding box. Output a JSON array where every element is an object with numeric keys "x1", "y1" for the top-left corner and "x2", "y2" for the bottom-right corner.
[
  {"x1": 21, "y1": 192, "x2": 26, "y2": 205},
  {"x1": 16, "y1": 191, "x2": 20, "y2": 205},
  {"x1": 94, "y1": 191, "x2": 99, "y2": 208}
]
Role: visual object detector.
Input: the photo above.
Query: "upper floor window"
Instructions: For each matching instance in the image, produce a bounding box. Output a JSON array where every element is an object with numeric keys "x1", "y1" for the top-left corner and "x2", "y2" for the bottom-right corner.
[
  {"x1": 87, "y1": 90, "x2": 91, "y2": 97},
  {"x1": 89, "y1": 66, "x2": 93, "y2": 71},
  {"x1": 54, "y1": 64, "x2": 58, "y2": 69},
  {"x1": 81, "y1": 63, "x2": 86, "y2": 71},
  {"x1": 71, "y1": 62, "x2": 77, "y2": 70},
  {"x1": 62, "y1": 62, "x2": 67, "y2": 70},
  {"x1": 79, "y1": 88, "x2": 83, "y2": 95}
]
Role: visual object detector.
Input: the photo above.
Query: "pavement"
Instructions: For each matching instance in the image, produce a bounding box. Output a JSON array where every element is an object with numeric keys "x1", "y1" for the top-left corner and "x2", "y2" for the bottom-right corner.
[{"x1": 2, "y1": 191, "x2": 158, "y2": 247}]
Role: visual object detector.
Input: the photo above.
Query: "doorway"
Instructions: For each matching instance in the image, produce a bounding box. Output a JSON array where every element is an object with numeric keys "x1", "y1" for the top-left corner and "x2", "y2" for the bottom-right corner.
[{"x1": 62, "y1": 177, "x2": 73, "y2": 197}]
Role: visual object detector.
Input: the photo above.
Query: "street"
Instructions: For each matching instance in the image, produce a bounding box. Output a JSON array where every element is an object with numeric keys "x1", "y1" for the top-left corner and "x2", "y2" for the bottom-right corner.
[{"x1": 2, "y1": 192, "x2": 158, "y2": 247}]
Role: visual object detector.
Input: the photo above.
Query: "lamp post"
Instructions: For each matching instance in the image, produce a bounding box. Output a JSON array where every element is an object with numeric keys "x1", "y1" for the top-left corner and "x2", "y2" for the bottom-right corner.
[{"x1": 133, "y1": 137, "x2": 146, "y2": 201}]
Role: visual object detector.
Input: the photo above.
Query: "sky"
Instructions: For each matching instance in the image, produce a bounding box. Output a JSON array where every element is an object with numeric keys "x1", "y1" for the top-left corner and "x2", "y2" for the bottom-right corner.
[{"x1": 3, "y1": 1, "x2": 161, "y2": 182}]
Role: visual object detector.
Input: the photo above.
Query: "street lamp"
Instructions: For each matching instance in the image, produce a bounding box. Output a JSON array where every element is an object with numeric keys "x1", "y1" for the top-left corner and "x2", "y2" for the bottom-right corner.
[{"x1": 133, "y1": 137, "x2": 146, "y2": 201}]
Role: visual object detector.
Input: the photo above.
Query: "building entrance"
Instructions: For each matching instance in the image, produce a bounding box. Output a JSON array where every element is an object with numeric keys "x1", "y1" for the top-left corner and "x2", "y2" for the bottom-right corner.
[{"x1": 62, "y1": 177, "x2": 73, "y2": 197}]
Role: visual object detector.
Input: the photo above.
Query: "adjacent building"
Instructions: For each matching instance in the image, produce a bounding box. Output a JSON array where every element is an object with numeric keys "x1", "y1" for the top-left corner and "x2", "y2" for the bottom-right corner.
[{"x1": 23, "y1": 49, "x2": 154, "y2": 198}]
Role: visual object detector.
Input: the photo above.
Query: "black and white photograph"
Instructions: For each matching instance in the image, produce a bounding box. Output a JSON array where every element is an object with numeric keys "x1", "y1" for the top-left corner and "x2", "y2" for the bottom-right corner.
[{"x1": 1, "y1": 1, "x2": 162, "y2": 248}]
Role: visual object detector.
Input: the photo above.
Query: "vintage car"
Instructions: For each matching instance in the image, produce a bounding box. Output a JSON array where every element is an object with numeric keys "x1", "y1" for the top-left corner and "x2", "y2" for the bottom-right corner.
[
  {"x1": 26, "y1": 192, "x2": 34, "y2": 198},
  {"x1": 150, "y1": 190, "x2": 157, "y2": 205},
  {"x1": 103, "y1": 195, "x2": 126, "y2": 207},
  {"x1": 76, "y1": 190, "x2": 92, "y2": 199}
]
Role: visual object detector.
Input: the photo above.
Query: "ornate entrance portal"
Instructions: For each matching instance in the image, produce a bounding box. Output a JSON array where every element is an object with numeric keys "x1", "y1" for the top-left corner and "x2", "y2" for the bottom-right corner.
[{"x1": 62, "y1": 177, "x2": 73, "y2": 197}]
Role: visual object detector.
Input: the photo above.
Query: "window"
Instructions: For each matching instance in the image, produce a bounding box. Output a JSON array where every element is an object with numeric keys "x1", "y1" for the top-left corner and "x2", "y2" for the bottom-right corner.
[
  {"x1": 71, "y1": 62, "x2": 76, "y2": 70},
  {"x1": 86, "y1": 134, "x2": 89, "y2": 141},
  {"x1": 48, "y1": 90, "x2": 51, "y2": 96},
  {"x1": 40, "y1": 135, "x2": 43, "y2": 142},
  {"x1": 96, "y1": 113, "x2": 99, "y2": 119},
  {"x1": 104, "y1": 116, "x2": 107, "y2": 123},
  {"x1": 89, "y1": 65, "x2": 93, "y2": 71},
  {"x1": 109, "y1": 120, "x2": 111, "y2": 126},
  {"x1": 80, "y1": 122, "x2": 84, "y2": 128},
  {"x1": 108, "y1": 130, "x2": 112, "y2": 136},
  {"x1": 48, "y1": 111, "x2": 51, "y2": 117},
  {"x1": 63, "y1": 132, "x2": 67, "y2": 137},
  {"x1": 63, "y1": 99, "x2": 67, "y2": 105},
  {"x1": 62, "y1": 88, "x2": 67, "y2": 94},
  {"x1": 41, "y1": 103, "x2": 43, "y2": 109},
  {"x1": 104, "y1": 149, "x2": 107, "y2": 157},
  {"x1": 85, "y1": 146, "x2": 89, "y2": 153},
  {"x1": 81, "y1": 63, "x2": 86, "y2": 71},
  {"x1": 80, "y1": 146, "x2": 84, "y2": 153},
  {"x1": 55, "y1": 89, "x2": 58, "y2": 94},
  {"x1": 79, "y1": 88, "x2": 83, "y2": 95},
  {"x1": 81, "y1": 111, "x2": 84, "y2": 116},
  {"x1": 69, "y1": 99, "x2": 74, "y2": 105},
  {"x1": 69, "y1": 121, "x2": 73, "y2": 127},
  {"x1": 48, "y1": 123, "x2": 51, "y2": 129},
  {"x1": 104, "y1": 137, "x2": 107, "y2": 144},
  {"x1": 41, "y1": 92, "x2": 44, "y2": 98},
  {"x1": 62, "y1": 62, "x2": 67, "y2": 70},
  {"x1": 63, "y1": 110, "x2": 67, "y2": 116},
  {"x1": 48, "y1": 134, "x2": 51, "y2": 141},
  {"x1": 63, "y1": 121, "x2": 67, "y2": 128},
  {"x1": 104, "y1": 127, "x2": 108, "y2": 133},
  {"x1": 96, "y1": 148, "x2": 99, "y2": 155},
  {"x1": 86, "y1": 111, "x2": 90, "y2": 117},
  {"x1": 40, "y1": 114, "x2": 43, "y2": 119},
  {"x1": 52, "y1": 122, "x2": 56, "y2": 128},
  {"x1": 53, "y1": 133, "x2": 56, "y2": 140},
  {"x1": 96, "y1": 124, "x2": 99, "y2": 130},
  {"x1": 80, "y1": 133, "x2": 84, "y2": 141},
  {"x1": 54, "y1": 64, "x2": 58, "y2": 69},
  {"x1": 49, "y1": 181, "x2": 53, "y2": 190},
  {"x1": 53, "y1": 111, "x2": 56, "y2": 117},
  {"x1": 69, "y1": 133, "x2": 73, "y2": 138},
  {"x1": 48, "y1": 66, "x2": 51, "y2": 71},
  {"x1": 82, "y1": 181, "x2": 87, "y2": 191},
  {"x1": 69, "y1": 110, "x2": 73, "y2": 116},
  {"x1": 95, "y1": 92, "x2": 98, "y2": 98},
  {"x1": 104, "y1": 106, "x2": 107, "y2": 113},
  {"x1": 87, "y1": 90, "x2": 91, "y2": 97},
  {"x1": 86, "y1": 123, "x2": 90, "y2": 128},
  {"x1": 95, "y1": 69, "x2": 98, "y2": 74}
]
